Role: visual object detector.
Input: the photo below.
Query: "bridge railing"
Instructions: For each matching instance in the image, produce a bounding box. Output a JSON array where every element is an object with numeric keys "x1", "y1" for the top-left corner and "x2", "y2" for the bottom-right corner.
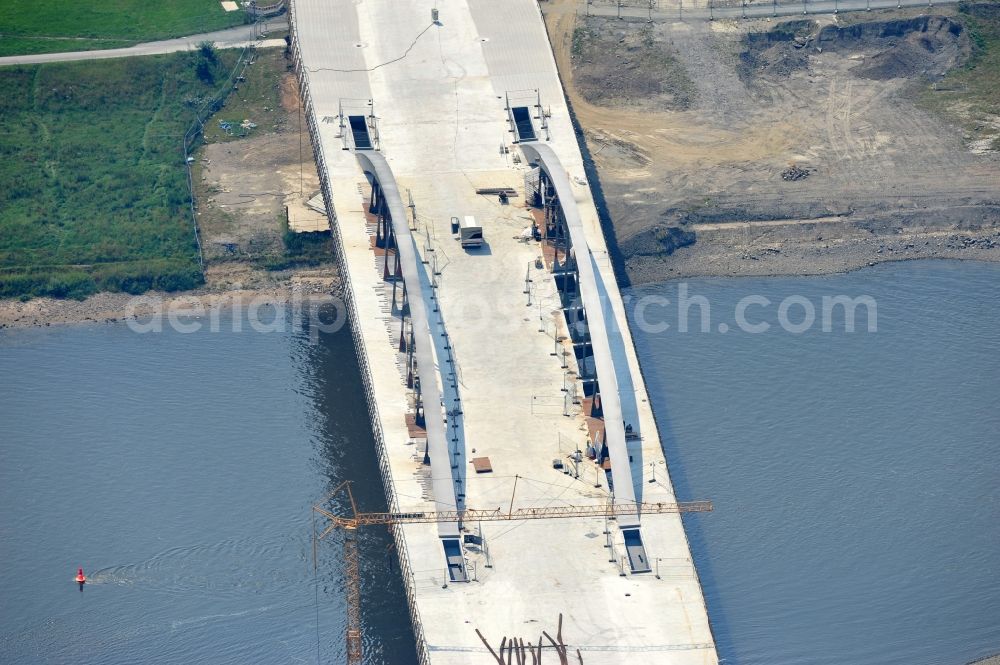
[{"x1": 287, "y1": 3, "x2": 431, "y2": 663}]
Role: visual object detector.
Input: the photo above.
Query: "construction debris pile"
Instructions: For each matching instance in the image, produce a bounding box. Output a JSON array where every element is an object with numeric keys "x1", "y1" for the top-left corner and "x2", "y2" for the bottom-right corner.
[
  {"x1": 476, "y1": 614, "x2": 582, "y2": 665},
  {"x1": 218, "y1": 119, "x2": 258, "y2": 136},
  {"x1": 781, "y1": 165, "x2": 812, "y2": 181}
]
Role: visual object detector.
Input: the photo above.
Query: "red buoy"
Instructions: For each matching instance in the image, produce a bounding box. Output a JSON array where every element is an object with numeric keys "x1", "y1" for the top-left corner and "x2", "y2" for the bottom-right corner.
[{"x1": 75, "y1": 567, "x2": 86, "y2": 590}]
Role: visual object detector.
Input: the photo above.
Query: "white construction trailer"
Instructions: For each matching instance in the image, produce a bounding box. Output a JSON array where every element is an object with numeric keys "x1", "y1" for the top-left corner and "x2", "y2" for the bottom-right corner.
[{"x1": 459, "y1": 215, "x2": 483, "y2": 248}]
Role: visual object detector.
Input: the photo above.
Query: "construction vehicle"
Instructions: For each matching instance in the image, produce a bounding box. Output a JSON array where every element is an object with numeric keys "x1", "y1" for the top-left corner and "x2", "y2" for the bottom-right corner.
[{"x1": 459, "y1": 215, "x2": 484, "y2": 248}]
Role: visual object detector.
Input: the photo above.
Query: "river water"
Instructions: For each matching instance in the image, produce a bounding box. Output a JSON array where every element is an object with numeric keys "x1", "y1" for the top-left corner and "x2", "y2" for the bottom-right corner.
[
  {"x1": 0, "y1": 260, "x2": 997, "y2": 665},
  {"x1": 626, "y1": 260, "x2": 1000, "y2": 665},
  {"x1": 0, "y1": 311, "x2": 417, "y2": 664}
]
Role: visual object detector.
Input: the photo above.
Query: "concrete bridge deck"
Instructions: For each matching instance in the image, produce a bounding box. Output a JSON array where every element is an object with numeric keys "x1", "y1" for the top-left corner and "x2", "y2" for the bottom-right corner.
[{"x1": 290, "y1": 1, "x2": 717, "y2": 662}]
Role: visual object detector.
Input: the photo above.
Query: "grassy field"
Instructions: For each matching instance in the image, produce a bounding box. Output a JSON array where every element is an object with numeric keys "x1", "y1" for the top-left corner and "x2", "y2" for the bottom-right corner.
[
  {"x1": 0, "y1": 0, "x2": 245, "y2": 57},
  {"x1": 920, "y1": 2, "x2": 1000, "y2": 149},
  {"x1": 0, "y1": 49, "x2": 242, "y2": 299}
]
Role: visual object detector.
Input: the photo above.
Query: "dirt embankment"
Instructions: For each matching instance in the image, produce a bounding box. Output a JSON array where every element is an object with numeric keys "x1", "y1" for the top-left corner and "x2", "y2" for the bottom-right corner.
[
  {"x1": 741, "y1": 16, "x2": 967, "y2": 83},
  {"x1": 543, "y1": 1, "x2": 1000, "y2": 284}
]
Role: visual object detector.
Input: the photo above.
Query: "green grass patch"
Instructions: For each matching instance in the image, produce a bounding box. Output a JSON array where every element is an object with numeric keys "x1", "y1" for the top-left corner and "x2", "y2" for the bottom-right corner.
[
  {"x1": 0, "y1": 49, "x2": 243, "y2": 299},
  {"x1": 203, "y1": 44, "x2": 289, "y2": 143},
  {"x1": 571, "y1": 26, "x2": 592, "y2": 58},
  {"x1": 0, "y1": 0, "x2": 246, "y2": 57},
  {"x1": 258, "y1": 221, "x2": 332, "y2": 272},
  {"x1": 919, "y1": 3, "x2": 1000, "y2": 143},
  {"x1": 281, "y1": 225, "x2": 332, "y2": 265}
]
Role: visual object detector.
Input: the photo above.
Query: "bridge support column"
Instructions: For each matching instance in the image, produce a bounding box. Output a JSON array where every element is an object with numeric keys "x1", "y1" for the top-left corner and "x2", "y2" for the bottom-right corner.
[
  {"x1": 375, "y1": 200, "x2": 387, "y2": 249},
  {"x1": 591, "y1": 393, "x2": 604, "y2": 419},
  {"x1": 369, "y1": 179, "x2": 381, "y2": 214}
]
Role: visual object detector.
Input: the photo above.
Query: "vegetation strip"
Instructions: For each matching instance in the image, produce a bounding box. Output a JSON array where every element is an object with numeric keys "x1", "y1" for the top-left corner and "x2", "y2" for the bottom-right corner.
[{"x1": 0, "y1": 48, "x2": 242, "y2": 299}]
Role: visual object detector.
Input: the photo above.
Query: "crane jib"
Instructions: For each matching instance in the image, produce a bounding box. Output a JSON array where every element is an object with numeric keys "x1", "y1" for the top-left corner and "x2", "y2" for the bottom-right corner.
[{"x1": 343, "y1": 501, "x2": 713, "y2": 526}]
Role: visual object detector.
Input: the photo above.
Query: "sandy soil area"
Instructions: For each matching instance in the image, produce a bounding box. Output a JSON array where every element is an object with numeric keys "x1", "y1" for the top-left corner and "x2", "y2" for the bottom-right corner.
[{"x1": 542, "y1": 1, "x2": 1000, "y2": 283}]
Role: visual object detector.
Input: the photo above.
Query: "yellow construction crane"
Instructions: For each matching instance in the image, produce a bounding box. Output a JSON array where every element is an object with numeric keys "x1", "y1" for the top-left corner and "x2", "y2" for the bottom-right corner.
[{"x1": 312, "y1": 480, "x2": 712, "y2": 664}]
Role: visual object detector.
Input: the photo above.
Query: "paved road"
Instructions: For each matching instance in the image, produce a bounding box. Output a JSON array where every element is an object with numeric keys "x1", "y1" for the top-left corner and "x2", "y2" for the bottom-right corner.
[
  {"x1": 0, "y1": 19, "x2": 287, "y2": 67},
  {"x1": 583, "y1": 0, "x2": 959, "y2": 21}
]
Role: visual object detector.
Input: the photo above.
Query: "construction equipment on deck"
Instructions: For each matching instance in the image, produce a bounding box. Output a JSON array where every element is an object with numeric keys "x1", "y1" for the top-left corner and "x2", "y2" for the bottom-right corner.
[{"x1": 312, "y1": 480, "x2": 712, "y2": 664}]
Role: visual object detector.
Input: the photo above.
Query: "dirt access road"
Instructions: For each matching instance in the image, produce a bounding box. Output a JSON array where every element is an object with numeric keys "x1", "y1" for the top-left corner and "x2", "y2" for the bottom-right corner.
[{"x1": 542, "y1": 0, "x2": 1000, "y2": 283}]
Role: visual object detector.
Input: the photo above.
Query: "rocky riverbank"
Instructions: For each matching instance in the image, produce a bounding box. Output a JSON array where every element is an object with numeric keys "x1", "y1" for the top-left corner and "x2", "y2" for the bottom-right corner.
[
  {"x1": 0, "y1": 269, "x2": 338, "y2": 330},
  {"x1": 624, "y1": 220, "x2": 1000, "y2": 284}
]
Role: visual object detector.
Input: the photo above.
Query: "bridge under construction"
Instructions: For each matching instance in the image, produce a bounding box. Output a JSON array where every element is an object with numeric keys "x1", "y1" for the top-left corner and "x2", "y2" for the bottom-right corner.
[{"x1": 289, "y1": 1, "x2": 718, "y2": 662}]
